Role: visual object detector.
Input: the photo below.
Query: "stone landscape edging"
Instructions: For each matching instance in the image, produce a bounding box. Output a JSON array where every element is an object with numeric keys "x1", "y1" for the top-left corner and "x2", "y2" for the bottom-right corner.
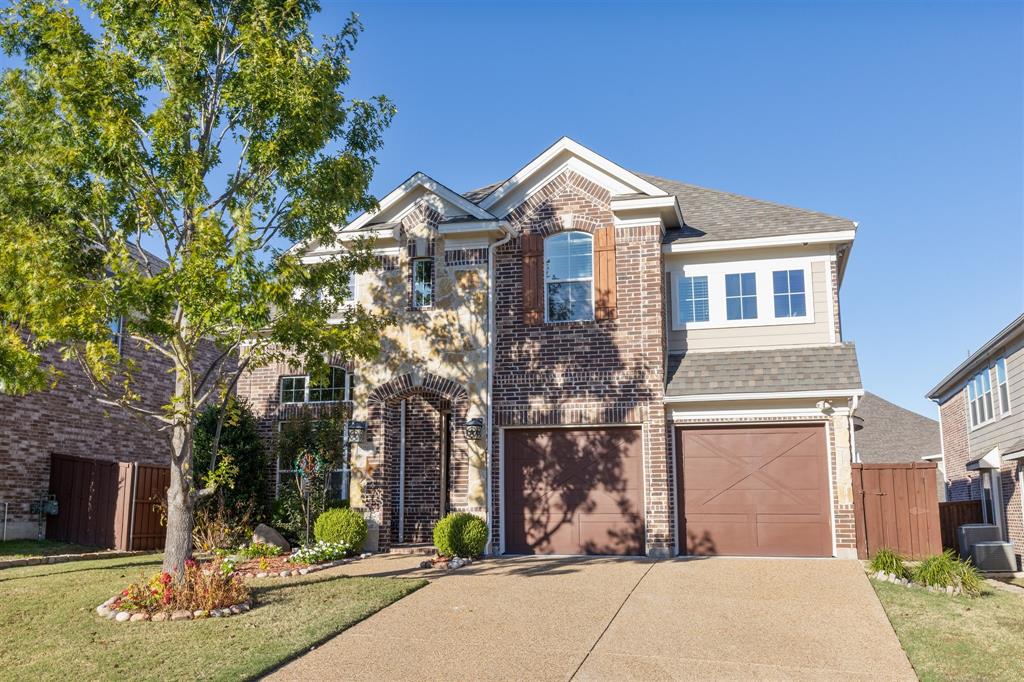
[
  {"x1": 238, "y1": 557, "x2": 350, "y2": 579},
  {"x1": 869, "y1": 570, "x2": 967, "y2": 596},
  {"x1": 0, "y1": 550, "x2": 154, "y2": 570},
  {"x1": 95, "y1": 596, "x2": 253, "y2": 622}
]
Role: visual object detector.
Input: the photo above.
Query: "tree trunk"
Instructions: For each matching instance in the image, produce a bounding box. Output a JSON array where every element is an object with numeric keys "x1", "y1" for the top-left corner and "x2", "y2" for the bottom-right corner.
[{"x1": 162, "y1": 418, "x2": 195, "y2": 576}]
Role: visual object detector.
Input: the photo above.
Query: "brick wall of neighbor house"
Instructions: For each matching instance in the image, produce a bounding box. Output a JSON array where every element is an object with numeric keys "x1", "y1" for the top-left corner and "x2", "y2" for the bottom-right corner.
[
  {"x1": 940, "y1": 389, "x2": 973, "y2": 501},
  {"x1": 0, "y1": 339, "x2": 226, "y2": 541},
  {"x1": 489, "y1": 170, "x2": 671, "y2": 556}
]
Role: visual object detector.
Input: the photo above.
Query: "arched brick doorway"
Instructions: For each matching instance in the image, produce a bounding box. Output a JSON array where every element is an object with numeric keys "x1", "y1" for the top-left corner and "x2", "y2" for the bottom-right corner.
[{"x1": 364, "y1": 373, "x2": 469, "y2": 551}]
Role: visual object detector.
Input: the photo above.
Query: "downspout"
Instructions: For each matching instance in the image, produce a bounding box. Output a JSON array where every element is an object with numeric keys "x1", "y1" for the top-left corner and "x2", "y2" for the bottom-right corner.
[
  {"x1": 849, "y1": 394, "x2": 860, "y2": 463},
  {"x1": 486, "y1": 221, "x2": 514, "y2": 555}
]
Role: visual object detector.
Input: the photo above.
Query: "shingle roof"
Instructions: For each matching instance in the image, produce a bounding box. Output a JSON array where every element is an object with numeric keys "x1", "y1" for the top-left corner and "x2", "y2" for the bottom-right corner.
[
  {"x1": 462, "y1": 173, "x2": 856, "y2": 243},
  {"x1": 854, "y1": 392, "x2": 941, "y2": 463},
  {"x1": 666, "y1": 343, "x2": 862, "y2": 396},
  {"x1": 636, "y1": 174, "x2": 857, "y2": 244}
]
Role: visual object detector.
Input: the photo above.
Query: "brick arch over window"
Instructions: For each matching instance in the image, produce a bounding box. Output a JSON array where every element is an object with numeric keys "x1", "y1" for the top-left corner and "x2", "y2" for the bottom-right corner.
[
  {"x1": 527, "y1": 213, "x2": 603, "y2": 239},
  {"x1": 362, "y1": 372, "x2": 470, "y2": 551}
]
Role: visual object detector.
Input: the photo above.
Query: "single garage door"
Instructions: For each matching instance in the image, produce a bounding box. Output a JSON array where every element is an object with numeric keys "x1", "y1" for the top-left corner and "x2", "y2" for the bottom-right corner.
[
  {"x1": 504, "y1": 427, "x2": 644, "y2": 555},
  {"x1": 678, "y1": 424, "x2": 832, "y2": 557}
]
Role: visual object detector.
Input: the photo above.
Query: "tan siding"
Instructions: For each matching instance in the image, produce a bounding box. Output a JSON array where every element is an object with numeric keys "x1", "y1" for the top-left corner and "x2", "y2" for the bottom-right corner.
[
  {"x1": 667, "y1": 259, "x2": 832, "y2": 352},
  {"x1": 968, "y1": 334, "x2": 1024, "y2": 456}
]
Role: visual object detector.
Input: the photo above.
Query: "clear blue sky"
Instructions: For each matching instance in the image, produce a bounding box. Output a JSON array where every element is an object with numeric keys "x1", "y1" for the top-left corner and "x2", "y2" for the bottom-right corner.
[{"x1": 5, "y1": 1, "x2": 1022, "y2": 417}]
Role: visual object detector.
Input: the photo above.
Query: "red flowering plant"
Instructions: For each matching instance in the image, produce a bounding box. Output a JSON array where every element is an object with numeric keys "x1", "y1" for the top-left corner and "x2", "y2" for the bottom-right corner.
[{"x1": 111, "y1": 558, "x2": 249, "y2": 613}]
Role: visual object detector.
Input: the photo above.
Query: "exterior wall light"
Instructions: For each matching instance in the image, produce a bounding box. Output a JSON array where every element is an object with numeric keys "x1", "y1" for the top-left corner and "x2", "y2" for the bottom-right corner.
[
  {"x1": 464, "y1": 417, "x2": 485, "y2": 441},
  {"x1": 346, "y1": 420, "x2": 368, "y2": 444}
]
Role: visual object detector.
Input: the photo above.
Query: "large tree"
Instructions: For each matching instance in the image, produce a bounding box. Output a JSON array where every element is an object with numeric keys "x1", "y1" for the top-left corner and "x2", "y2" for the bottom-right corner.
[{"x1": 0, "y1": 0, "x2": 393, "y2": 575}]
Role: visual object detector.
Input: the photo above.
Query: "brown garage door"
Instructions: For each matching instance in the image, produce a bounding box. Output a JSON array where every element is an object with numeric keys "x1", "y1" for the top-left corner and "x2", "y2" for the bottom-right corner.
[
  {"x1": 678, "y1": 424, "x2": 832, "y2": 557},
  {"x1": 505, "y1": 427, "x2": 644, "y2": 555}
]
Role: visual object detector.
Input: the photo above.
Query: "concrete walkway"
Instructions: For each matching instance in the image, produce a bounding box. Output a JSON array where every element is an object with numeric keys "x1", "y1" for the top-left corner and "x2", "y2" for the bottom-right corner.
[{"x1": 266, "y1": 555, "x2": 915, "y2": 681}]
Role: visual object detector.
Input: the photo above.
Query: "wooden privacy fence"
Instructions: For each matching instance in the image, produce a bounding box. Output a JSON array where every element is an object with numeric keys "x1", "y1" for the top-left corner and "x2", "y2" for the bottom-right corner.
[
  {"x1": 938, "y1": 500, "x2": 983, "y2": 552},
  {"x1": 47, "y1": 454, "x2": 169, "y2": 551},
  {"x1": 852, "y1": 462, "x2": 942, "y2": 559}
]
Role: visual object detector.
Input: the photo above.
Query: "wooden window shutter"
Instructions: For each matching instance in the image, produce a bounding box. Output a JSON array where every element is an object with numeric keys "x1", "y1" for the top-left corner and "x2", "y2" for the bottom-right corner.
[
  {"x1": 521, "y1": 233, "x2": 544, "y2": 326},
  {"x1": 593, "y1": 226, "x2": 617, "y2": 320}
]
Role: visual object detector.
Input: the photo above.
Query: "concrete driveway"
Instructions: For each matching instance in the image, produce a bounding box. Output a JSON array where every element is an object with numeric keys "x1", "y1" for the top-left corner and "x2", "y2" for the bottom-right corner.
[{"x1": 266, "y1": 555, "x2": 915, "y2": 681}]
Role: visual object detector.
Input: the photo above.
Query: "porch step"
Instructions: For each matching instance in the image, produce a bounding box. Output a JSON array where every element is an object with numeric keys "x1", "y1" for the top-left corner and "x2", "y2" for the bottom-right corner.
[{"x1": 388, "y1": 544, "x2": 437, "y2": 556}]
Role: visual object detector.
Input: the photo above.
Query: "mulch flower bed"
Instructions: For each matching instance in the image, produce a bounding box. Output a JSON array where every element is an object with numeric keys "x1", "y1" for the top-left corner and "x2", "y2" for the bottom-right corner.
[{"x1": 225, "y1": 555, "x2": 350, "y2": 579}]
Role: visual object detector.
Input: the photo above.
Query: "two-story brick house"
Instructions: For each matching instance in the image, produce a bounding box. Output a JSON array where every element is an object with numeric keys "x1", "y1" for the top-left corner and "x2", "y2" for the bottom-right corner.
[
  {"x1": 240, "y1": 137, "x2": 863, "y2": 558},
  {"x1": 928, "y1": 314, "x2": 1024, "y2": 570}
]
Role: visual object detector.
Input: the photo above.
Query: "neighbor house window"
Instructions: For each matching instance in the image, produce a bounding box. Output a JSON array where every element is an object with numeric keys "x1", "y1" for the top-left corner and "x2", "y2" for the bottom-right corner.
[
  {"x1": 109, "y1": 316, "x2": 124, "y2": 355},
  {"x1": 545, "y1": 231, "x2": 593, "y2": 322},
  {"x1": 996, "y1": 358, "x2": 1011, "y2": 414},
  {"x1": 412, "y1": 259, "x2": 433, "y2": 308},
  {"x1": 279, "y1": 367, "x2": 352, "y2": 404},
  {"x1": 772, "y1": 269, "x2": 806, "y2": 318},
  {"x1": 678, "y1": 276, "x2": 709, "y2": 323},
  {"x1": 725, "y1": 272, "x2": 757, "y2": 320},
  {"x1": 968, "y1": 368, "x2": 994, "y2": 427}
]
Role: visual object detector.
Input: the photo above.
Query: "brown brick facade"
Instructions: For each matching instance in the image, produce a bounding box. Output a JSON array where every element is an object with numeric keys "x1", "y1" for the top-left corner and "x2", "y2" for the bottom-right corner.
[
  {"x1": 940, "y1": 390, "x2": 972, "y2": 501},
  {"x1": 489, "y1": 170, "x2": 672, "y2": 556}
]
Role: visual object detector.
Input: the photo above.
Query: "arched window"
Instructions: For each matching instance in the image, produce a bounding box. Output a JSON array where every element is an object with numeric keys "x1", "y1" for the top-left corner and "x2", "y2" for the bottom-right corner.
[{"x1": 544, "y1": 231, "x2": 593, "y2": 322}]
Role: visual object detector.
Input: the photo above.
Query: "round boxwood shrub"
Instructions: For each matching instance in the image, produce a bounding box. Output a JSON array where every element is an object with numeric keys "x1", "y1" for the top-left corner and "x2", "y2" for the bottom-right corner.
[
  {"x1": 313, "y1": 507, "x2": 368, "y2": 552},
  {"x1": 433, "y1": 512, "x2": 488, "y2": 558}
]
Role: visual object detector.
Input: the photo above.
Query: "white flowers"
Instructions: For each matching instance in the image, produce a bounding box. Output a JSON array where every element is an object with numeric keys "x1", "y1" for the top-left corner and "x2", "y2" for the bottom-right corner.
[{"x1": 288, "y1": 540, "x2": 352, "y2": 565}]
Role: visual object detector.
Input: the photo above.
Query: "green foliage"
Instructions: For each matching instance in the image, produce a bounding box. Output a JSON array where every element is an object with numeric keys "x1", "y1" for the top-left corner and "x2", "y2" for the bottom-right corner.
[
  {"x1": 0, "y1": 0, "x2": 393, "y2": 572},
  {"x1": 913, "y1": 550, "x2": 984, "y2": 596},
  {"x1": 193, "y1": 398, "x2": 268, "y2": 520},
  {"x1": 433, "y1": 512, "x2": 488, "y2": 558},
  {"x1": 275, "y1": 410, "x2": 347, "y2": 542},
  {"x1": 313, "y1": 508, "x2": 367, "y2": 551},
  {"x1": 236, "y1": 542, "x2": 282, "y2": 560},
  {"x1": 869, "y1": 548, "x2": 909, "y2": 578}
]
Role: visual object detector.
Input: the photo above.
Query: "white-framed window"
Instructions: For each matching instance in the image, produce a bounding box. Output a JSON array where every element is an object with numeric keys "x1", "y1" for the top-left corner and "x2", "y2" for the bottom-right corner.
[
  {"x1": 725, "y1": 272, "x2": 758, "y2": 320},
  {"x1": 968, "y1": 367, "x2": 995, "y2": 428},
  {"x1": 677, "y1": 276, "x2": 709, "y2": 323},
  {"x1": 342, "y1": 271, "x2": 357, "y2": 304},
  {"x1": 996, "y1": 358, "x2": 1011, "y2": 414},
  {"x1": 279, "y1": 367, "x2": 353, "y2": 405},
  {"x1": 669, "y1": 258, "x2": 815, "y2": 330},
  {"x1": 772, "y1": 269, "x2": 806, "y2": 318},
  {"x1": 412, "y1": 258, "x2": 433, "y2": 308},
  {"x1": 109, "y1": 316, "x2": 124, "y2": 355},
  {"x1": 275, "y1": 421, "x2": 346, "y2": 499},
  {"x1": 545, "y1": 231, "x2": 594, "y2": 323}
]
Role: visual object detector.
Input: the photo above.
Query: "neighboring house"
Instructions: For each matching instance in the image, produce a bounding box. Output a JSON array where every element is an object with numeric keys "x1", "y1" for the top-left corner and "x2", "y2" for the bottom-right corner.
[
  {"x1": 240, "y1": 136, "x2": 864, "y2": 558},
  {"x1": 853, "y1": 391, "x2": 946, "y2": 501},
  {"x1": 928, "y1": 314, "x2": 1024, "y2": 569}
]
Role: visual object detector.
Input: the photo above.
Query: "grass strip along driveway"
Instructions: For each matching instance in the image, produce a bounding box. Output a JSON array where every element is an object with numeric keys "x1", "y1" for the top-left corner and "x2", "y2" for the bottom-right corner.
[
  {"x1": 872, "y1": 579, "x2": 1024, "y2": 681},
  {"x1": 0, "y1": 554, "x2": 425, "y2": 681}
]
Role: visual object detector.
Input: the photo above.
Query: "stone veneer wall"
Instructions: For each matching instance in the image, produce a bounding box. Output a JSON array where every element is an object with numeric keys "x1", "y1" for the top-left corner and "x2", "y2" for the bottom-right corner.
[{"x1": 489, "y1": 170, "x2": 671, "y2": 557}]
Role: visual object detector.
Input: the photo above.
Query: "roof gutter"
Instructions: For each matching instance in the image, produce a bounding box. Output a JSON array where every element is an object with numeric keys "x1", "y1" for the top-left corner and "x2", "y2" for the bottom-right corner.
[{"x1": 926, "y1": 313, "x2": 1024, "y2": 400}]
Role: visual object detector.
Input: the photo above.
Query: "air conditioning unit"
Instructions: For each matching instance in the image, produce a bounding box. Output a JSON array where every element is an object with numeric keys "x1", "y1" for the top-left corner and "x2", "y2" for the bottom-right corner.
[
  {"x1": 971, "y1": 541, "x2": 1017, "y2": 572},
  {"x1": 956, "y1": 523, "x2": 1001, "y2": 558}
]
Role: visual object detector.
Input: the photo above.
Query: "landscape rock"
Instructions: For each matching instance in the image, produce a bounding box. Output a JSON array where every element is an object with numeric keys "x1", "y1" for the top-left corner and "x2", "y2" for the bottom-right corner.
[
  {"x1": 193, "y1": 610, "x2": 208, "y2": 618},
  {"x1": 279, "y1": 570, "x2": 291, "y2": 577},
  {"x1": 419, "y1": 560, "x2": 432, "y2": 569},
  {"x1": 96, "y1": 605, "x2": 110, "y2": 617},
  {"x1": 299, "y1": 568, "x2": 310, "y2": 575},
  {"x1": 130, "y1": 613, "x2": 150, "y2": 622},
  {"x1": 229, "y1": 605, "x2": 243, "y2": 615},
  {"x1": 252, "y1": 523, "x2": 291, "y2": 553},
  {"x1": 256, "y1": 572, "x2": 269, "y2": 578},
  {"x1": 151, "y1": 612, "x2": 169, "y2": 622},
  {"x1": 115, "y1": 611, "x2": 131, "y2": 622},
  {"x1": 170, "y1": 610, "x2": 192, "y2": 621}
]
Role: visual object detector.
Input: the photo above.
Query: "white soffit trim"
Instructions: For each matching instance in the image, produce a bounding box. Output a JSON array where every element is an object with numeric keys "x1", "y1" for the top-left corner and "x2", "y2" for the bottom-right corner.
[
  {"x1": 662, "y1": 230, "x2": 857, "y2": 254},
  {"x1": 437, "y1": 220, "x2": 509, "y2": 238},
  {"x1": 966, "y1": 446, "x2": 1003, "y2": 470},
  {"x1": 347, "y1": 172, "x2": 495, "y2": 233},
  {"x1": 664, "y1": 389, "x2": 865, "y2": 403},
  {"x1": 479, "y1": 136, "x2": 667, "y2": 212}
]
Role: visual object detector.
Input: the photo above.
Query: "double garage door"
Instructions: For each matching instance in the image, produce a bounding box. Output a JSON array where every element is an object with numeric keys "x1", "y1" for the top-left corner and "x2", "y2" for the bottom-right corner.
[{"x1": 504, "y1": 424, "x2": 832, "y2": 557}]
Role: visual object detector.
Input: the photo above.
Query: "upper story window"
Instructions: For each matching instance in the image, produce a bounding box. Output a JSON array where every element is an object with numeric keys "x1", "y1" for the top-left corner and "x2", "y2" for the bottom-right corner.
[
  {"x1": 725, "y1": 272, "x2": 757, "y2": 320},
  {"x1": 108, "y1": 316, "x2": 124, "y2": 355},
  {"x1": 412, "y1": 259, "x2": 434, "y2": 309},
  {"x1": 280, "y1": 367, "x2": 352, "y2": 405},
  {"x1": 343, "y1": 272, "x2": 357, "y2": 304},
  {"x1": 678, "y1": 276, "x2": 709, "y2": 323},
  {"x1": 545, "y1": 231, "x2": 593, "y2": 322},
  {"x1": 772, "y1": 270, "x2": 806, "y2": 318},
  {"x1": 967, "y1": 367, "x2": 994, "y2": 428},
  {"x1": 996, "y1": 358, "x2": 1011, "y2": 413}
]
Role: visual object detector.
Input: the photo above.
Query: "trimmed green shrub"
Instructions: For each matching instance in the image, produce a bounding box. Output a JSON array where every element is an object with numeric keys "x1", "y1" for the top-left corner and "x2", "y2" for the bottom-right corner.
[
  {"x1": 913, "y1": 549, "x2": 984, "y2": 596},
  {"x1": 236, "y1": 541, "x2": 282, "y2": 560},
  {"x1": 313, "y1": 507, "x2": 368, "y2": 552},
  {"x1": 433, "y1": 512, "x2": 488, "y2": 558},
  {"x1": 869, "y1": 548, "x2": 909, "y2": 579}
]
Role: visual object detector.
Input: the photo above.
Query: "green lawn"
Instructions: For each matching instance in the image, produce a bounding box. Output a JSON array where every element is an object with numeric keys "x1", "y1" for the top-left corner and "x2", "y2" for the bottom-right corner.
[
  {"x1": 0, "y1": 555, "x2": 425, "y2": 681},
  {"x1": 872, "y1": 579, "x2": 1024, "y2": 681},
  {"x1": 0, "y1": 539, "x2": 100, "y2": 560}
]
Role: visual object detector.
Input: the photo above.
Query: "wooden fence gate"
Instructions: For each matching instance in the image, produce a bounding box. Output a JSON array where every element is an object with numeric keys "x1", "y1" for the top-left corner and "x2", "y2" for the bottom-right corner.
[
  {"x1": 938, "y1": 500, "x2": 983, "y2": 552},
  {"x1": 47, "y1": 454, "x2": 169, "y2": 551},
  {"x1": 852, "y1": 462, "x2": 942, "y2": 559}
]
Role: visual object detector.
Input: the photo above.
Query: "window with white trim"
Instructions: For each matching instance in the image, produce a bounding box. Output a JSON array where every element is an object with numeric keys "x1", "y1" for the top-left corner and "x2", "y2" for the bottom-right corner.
[
  {"x1": 343, "y1": 271, "x2": 356, "y2": 304},
  {"x1": 677, "y1": 276, "x2": 709, "y2": 323},
  {"x1": 412, "y1": 259, "x2": 433, "y2": 308},
  {"x1": 275, "y1": 421, "x2": 346, "y2": 499},
  {"x1": 279, "y1": 367, "x2": 352, "y2": 404},
  {"x1": 968, "y1": 367, "x2": 994, "y2": 427},
  {"x1": 725, "y1": 272, "x2": 757, "y2": 320},
  {"x1": 996, "y1": 358, "x2": 1011, "y2": 414},
  {"x1": 109, "y1": 316, "x2": 124, "y2": 355},
  {"x1": 545, "y1": 231, "x2": 594, "y2": 322},
  {"x1": 772, "y1": 269, "x2": 806, "y2": 318}
]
